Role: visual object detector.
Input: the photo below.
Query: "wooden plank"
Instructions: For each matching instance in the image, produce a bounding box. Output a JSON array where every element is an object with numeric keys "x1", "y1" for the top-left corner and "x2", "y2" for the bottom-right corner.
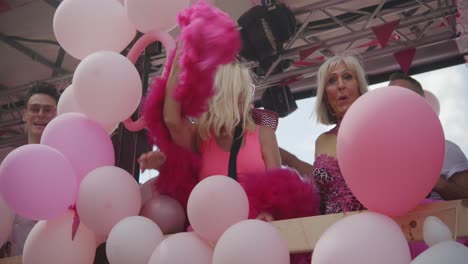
[
  {"x1": 1, "y1": 200, "x2": 466, "y2": 262},
  {"x1": 0, "y1": 256, "x2": 21, "y2": 264},
  {"x1": 271, "y1": 199, "x2": 468, "y2": 254}
]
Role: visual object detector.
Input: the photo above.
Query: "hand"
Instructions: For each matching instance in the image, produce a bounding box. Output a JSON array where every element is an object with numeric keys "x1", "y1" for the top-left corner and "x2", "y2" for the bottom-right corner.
[
  {"x1": 256, "y1": 212, "x2": 275, "y2": 222},
  {"x1": 138, "y1": 151, "x2": 166, "y2": 171},
  {"x1": 433, "y1": 177, "x2": 446, "y2": 193}
]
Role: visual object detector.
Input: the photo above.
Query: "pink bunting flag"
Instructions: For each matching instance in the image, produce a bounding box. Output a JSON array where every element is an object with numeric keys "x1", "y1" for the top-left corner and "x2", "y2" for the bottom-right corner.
[
  {"x1": 372, "y1": 20, "x2": 400, "y2": 48},
  {"x1": 69, "y1": 205, "x2": 80, "y2": 241},
  {"x1": 299, "y1": 46, "x2": 320, "y2": 61},
  {"x1": 393, "y1": 48, "x2": 416, "y2": 74}
]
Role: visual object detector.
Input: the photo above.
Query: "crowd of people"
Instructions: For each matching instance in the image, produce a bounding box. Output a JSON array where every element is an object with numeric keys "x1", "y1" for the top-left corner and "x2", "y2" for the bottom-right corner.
[{"x1": 1, "y1": 51, "x2": 467, "y2": 262}]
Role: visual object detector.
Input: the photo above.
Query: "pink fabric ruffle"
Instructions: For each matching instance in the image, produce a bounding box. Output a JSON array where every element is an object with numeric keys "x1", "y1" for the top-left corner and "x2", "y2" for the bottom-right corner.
[
  {"x1": 175, "y1": 0, "x2": 241, "y2": 117},
  {"x1": 241, "y1": 168, "x2": 320, "y2": 220},
  {"x1": 142, "y1": 1, "x2": 240, "y2": 209}
]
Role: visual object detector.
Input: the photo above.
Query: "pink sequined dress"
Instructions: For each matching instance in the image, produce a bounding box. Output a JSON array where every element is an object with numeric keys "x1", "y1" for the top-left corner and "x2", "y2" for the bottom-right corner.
[{"x1": 312, "y1": 123, "x2": 365, "y2": 214}]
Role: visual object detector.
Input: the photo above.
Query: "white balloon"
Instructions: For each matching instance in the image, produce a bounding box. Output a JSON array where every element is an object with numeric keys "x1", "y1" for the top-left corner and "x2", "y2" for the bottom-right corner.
[
  {"x1": 73, "y1": 51, "x2": 142, "y2": 125},
  {"x1": 411, "y1": 241, "x2": 468, "y2": 264},
  {"x1": 53, "y1": 0, "x2": 136, "y2": 60},
  {"x1": 106, "y1": 216, "x2": 163, "y2": 264},
  {"x1": 57, "y1": 85, "x2": 80, "y2": 115},
  {"x1": 423, "y1": 216, "x2": 453, "y2": 247}
]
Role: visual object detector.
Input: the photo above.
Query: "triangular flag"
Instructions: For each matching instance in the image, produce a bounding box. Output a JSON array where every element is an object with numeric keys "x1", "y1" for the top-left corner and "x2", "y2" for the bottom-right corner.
[
  {"x1": 299, "y1": 46, "x2": 320, "y2": 61},
  {"x1": 394, "y1": 48, "x2": 416, "y2": 74},
  {"x1": 372, "y1": 19, "x2": 400, "y2": 48}
]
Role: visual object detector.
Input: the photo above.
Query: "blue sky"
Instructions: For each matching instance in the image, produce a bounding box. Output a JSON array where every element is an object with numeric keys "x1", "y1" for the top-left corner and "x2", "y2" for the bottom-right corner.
[{"x1": 140, "y1": 64, "x2": 468, "y2": 183}]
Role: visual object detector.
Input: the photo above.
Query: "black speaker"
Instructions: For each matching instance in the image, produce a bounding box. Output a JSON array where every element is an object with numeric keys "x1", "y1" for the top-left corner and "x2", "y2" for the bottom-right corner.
[
  {"x1": 237, "y1": 3, "x2": 296, "y2": 62},
  {"x1": 261, "y1": 85, "x2": 297, "y2": 118}
]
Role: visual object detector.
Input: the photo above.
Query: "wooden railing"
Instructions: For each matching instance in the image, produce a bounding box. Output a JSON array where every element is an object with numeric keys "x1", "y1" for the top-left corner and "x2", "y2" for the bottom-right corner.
[
  {"x1": 272, "y1": 199, "x2": 468, "y2": 253},
  {"x1": 1, "y1": 199, "x2": 467, "y2": 263}
]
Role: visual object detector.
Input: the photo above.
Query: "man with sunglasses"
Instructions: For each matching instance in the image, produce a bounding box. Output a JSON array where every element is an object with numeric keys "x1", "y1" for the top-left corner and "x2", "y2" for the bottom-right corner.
[
  {"x1": 1, "y1": 82, "x2": 60, "y2": 258},
  {"x1": 22, "y1": 82, "x2": 60, "y2": 144}
]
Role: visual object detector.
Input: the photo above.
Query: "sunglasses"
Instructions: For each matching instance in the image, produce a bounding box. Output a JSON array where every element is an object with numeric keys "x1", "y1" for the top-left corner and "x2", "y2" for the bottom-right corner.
[{"x1": 26, "y1": 104, "x2": 57, "y2": 115}]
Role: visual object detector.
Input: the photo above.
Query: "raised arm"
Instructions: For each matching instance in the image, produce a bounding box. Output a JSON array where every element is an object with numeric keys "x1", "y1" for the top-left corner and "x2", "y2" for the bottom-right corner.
[
  {"x1": 434, "y1": 171, "x2": 468, "y2": 200},
  {"x1": 259, "y1": 125, "x2": 281, "y2": 169},
  {"x1": 279, "y1": 148, "x2": 314, "y2": 177},
  {"x1": 163, "y1": 47, "x2": 197, "y2": 151}
]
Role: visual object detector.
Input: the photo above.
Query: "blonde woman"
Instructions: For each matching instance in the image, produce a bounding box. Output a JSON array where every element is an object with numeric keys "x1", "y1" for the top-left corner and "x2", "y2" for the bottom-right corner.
[
  {"x1": 312, "y1": 54, "x2": 369, "y2": 214},
  {"x1": 163, "y1": 61, "x2": 282, "y2": 179}
]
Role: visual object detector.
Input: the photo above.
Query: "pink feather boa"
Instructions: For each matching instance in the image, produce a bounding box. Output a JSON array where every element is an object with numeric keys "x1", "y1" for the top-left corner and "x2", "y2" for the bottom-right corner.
[
  {"x1": 175, "y1": 0, "x2": 241, "y2": 117},
  {"x1": 240, "y1": 168, "x2": 320, "y2": 220},
  {"x1": 142, "y1": 53, "x2": 200, "y2": 210},
  {"x1": 142, "y1": 1, "x2": 240, "y2": 209},
  {"x1": 142, "y1": 1, "x2": 320, "y2": 230}
]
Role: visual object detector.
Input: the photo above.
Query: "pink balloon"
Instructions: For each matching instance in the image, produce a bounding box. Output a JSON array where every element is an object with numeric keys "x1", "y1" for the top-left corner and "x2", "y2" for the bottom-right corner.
[
  {"x1": 106, "y1": 216, "x2": 163, "y2": 264},
  {"x1": 187, "y1": 176, "x2": 249, "y2": 242},
  {"x1": 312, "y1": 212, "x2": 411, "y2": 264},
  {"x1": 0, "y1": 197, "x2": 14, "y2": 246},
  {"x1": 337, "y1": 87, "x2": 445, "y2": 216},
  {"x1": 140, "y1": 195, "x2": 185, "y2": 235},
  {"x1": 73, "y1": 51, "x2": 143, "y2": 125},
  {"x1": 58, "y1": 87, "x2": 119, "y2": 134},
  {"x1": 125, "y1": 0, "x2": 190, "y2": 33},
  {"x1": 423, "y1": 90, "x2": 440, "y2": 116},
  {"x1": 0, "y1": 144, "x2": 77, "y2": 220},
  {"x1": 212, "y1": 219, "x2": 290, "y2": 264},
  {"x1": 23, "y1": 210, "x2": 96, "y2": 264},
  {"x1": 53, "y1": 0, "x2": 136, "y2": 60},
  {"x1": 148, "y1": 232, "x2": 213, "y2": 264},
  {"x1": 140, "y1": 177, "x2": 158, "y2": 205},
  {"x1": 77, "y1": 166, "x2": 141, "y2": 236},
  {"x1": 41, "y1": 113, "x2": 115, "y2": 185},
  {"x1": 57, "y1": 85, "x2": 80, "y2": 115}
]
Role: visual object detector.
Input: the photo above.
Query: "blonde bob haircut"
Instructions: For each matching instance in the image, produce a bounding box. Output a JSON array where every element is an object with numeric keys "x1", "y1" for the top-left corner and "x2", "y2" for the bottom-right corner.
[
  {"x1": 198, "y1": 63, "x2": 255, "y2": 140},
  {"x1": 315, "y1": 54, "x2": 369, "y2": 125}
]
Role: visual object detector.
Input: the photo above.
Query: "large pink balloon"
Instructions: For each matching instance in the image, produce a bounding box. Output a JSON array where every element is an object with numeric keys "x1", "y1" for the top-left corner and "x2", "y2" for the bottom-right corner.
[
  {"x1": 53, "y1": 0, "x2": 136, "y2": 60},
  {"x1": 187, "y1": 176, "x2": 249, "y2": 242},
  {"x1": 312, "y1": 212, "x2": 411, "y2": 264},
  {"x1": 23, "y1": 210, "x2": 96, "y2": 264},
  {"x1": 148, "y1": 232, "x2": 213, "y2": 264},
  {"x1": 77, "y1": 166, "x2": 141, "y2": 236},
  {"x1": 0, "y1": 144, "x2": 77, "y2": 220},
  {"x1": 140, "y1": 195, "x2": 186, "y2": 235},
  {"x1": 125, "y1": 0, "x2": 190, "y2": 33},
  {"x1": 0, "y1": 197, "x2": 14, "y2": 246},
  {"x1": 106, "y1": 216, "x2": 163, "y2": 264},
  {"x1": 337, "y1": 87, "x2": 445, "y2": 216},
  {"x1": 73, "y1": 51, "x2": 142, "y2": 125},
  {"x1": 212, "y1": 219, "x2": 290, "y2": 264},
  {"x1": 41, "y1": 113, "x2": 115, "y2": 185}
]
